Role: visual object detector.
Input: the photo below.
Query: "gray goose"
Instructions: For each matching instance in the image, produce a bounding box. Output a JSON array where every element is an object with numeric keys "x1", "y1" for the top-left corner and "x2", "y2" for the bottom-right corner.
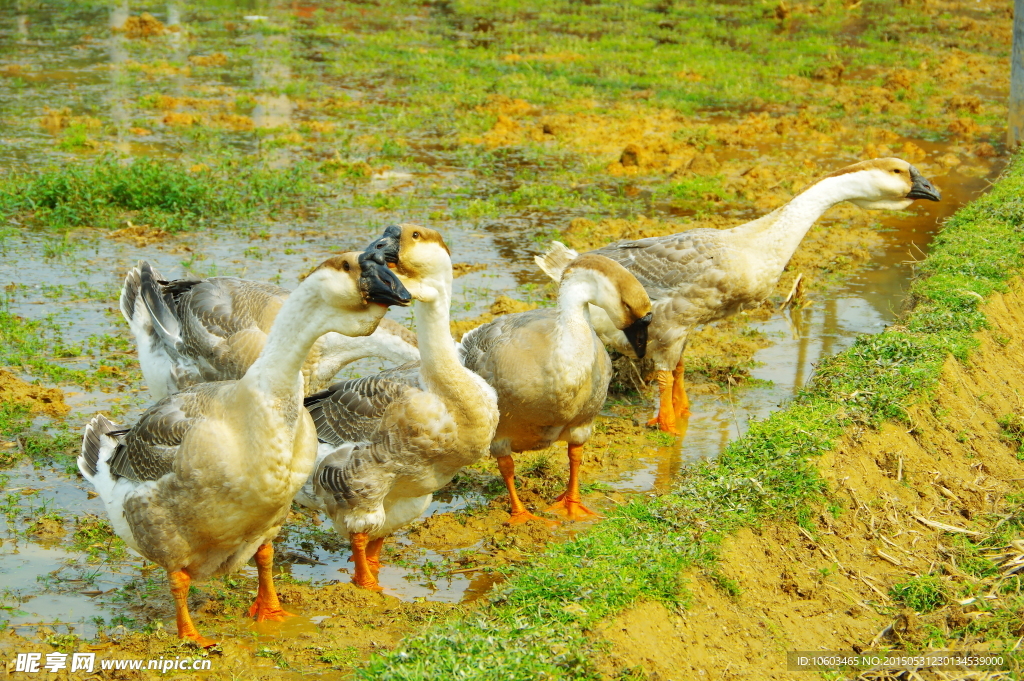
[
  {"x1": 295, "y1": 224, "x2": 499, "y2": 591},
  {"x1": 537, "y1": 157, "x2": 941, "y2": 433}
]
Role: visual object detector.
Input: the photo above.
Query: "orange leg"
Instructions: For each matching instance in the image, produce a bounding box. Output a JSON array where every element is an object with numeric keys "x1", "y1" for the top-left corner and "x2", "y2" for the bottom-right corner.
[
  {"x1": 546, "y1": 443, "x2": 603, "y2": 521},
  {"x1": 497, "y1": 455, "x2": 552, "y2": 525},
  {"x1": 350, "y1": 532, "x2": 383, "y2": 591},
  {"x1": 646, "y1": 370, "x2": 679, "y2": 434},
  {"x1": 248, "y1": 544, "x2": 296, "y2": 622},
  {"x1": 672, "y1": 361, "x2": 690, "y2": 420},
  {"x1": 168, "y1": 570, "x2": 217, "y2": 648},
  {"x1": 366, "y1": 537, "x2": 385, "y2": 576}
]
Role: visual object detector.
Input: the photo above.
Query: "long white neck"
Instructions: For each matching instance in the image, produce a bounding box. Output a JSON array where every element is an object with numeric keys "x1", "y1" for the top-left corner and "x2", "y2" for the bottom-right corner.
[
  {"x1": 414, "y1": 275, "x2": 492, "y2": 428},
  {"x1": 246, "y1": 275, "x2": 380, "y2": 401},
  {"x1": 735, "y1": 173, "x2": 871, "y2": 273},
  {"x1": 554, "y1": 273, "x2": 602, "y2": 367}
]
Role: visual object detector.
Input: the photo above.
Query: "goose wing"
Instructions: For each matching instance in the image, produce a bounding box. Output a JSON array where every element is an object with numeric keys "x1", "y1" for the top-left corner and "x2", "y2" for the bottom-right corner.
[
  {"x1": 592, "y1": 229, "x2": 730, "y2": 298},
  {"x1": 304, "y1": 365, "x2": 422, "y2": 519},
  {"x1": 105, "y1": 382, "x2": 224, "y2": 482},
  {"x1": 458, "y1": 309, "x2": 554, "y2": 377},
  {"x1": 175, "y1": 277, "x2": 289, "y2": 381},
  {"x1": 303, "y1": 363, "x2": 420, "y2": 446}
]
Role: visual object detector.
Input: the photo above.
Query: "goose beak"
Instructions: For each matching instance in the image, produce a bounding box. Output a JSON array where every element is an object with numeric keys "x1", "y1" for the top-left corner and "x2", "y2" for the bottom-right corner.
[
  {"x1": 358, "y1": 252, "x2": 411, "y2": 307},
  {"x1": 907, "y1": 167, "x2": 941, "y2": 202},
  {"x1": 623, "y1": 312, "x2": 652, "y2": 359},
  {"x1": 364, "y1": 225, "x2": 403, "y2": 268}
]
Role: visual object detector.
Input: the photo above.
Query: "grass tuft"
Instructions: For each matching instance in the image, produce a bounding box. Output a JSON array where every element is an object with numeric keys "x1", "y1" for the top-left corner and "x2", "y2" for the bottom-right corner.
[{"x1": 0, "y1": 157, "x2": 320, "y2": 232}]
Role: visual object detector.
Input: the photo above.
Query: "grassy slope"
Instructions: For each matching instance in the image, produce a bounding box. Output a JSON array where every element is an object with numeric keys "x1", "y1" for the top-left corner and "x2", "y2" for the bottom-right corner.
[{"x1": 357, "y1": 157, "x2": 1024, "y2": 679}]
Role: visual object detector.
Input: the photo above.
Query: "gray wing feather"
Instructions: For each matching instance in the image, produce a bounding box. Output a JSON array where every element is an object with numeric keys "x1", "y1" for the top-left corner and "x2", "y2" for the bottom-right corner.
[
  {"x1": 314, "y1": 443, "x2": 394, "y2": 511},
  {"x1": 106, "y1": 382, "x2": 223, "y2": 482},
  {"x1": 305, "y1": 363, "x2": 419, "y2": 446},
  {"x1": 460, "y1": 310, "x2": 556, "y2": 376},
  {"x1": 593, "y1": 230, "x2": 727, "y2": 299}
]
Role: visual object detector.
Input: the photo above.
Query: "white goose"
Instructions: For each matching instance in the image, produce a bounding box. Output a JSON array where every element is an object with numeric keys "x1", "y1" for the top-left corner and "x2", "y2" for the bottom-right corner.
[
  {"x1": 120, "y1": 263, "x2": 419, "y2": 400},
  {"x1": 537, "y1": 157, "x2": 941, "y2": 433},
  {"x1": 78, "y1": 249, "x2": 410, "y2": 646},
  {"x1": 296, "y1": 224, "x2": 499, "y2": 591},
  {"x1": 459, "y1": 253, "x2": 651, "y2": 523}
]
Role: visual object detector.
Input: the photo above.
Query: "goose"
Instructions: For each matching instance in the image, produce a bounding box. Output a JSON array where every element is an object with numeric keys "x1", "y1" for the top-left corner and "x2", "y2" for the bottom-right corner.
[
  {"x1": 78, "y1": 249, "x2": 410, "y2": 646},
  {"x1": 120, "y1": 263, "x2": 420, "y2": 400},
  {"x1": 536, "y1": 157, "x2": 941, "y2": 433},
  {"x1": 459, "y1": 253, "x2": 652, "y2": 523},
  {"x1": 295, "y1": 224, "x2": 499, "y2": 591}
]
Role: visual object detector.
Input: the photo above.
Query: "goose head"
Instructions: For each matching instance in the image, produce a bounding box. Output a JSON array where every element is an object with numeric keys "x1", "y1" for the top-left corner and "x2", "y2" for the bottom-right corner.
[
  {"x1": 365, "y1": 223, "x2": 452, "y2": 303},
  {"x1": 827, "y1": 157, "x2": 941, "y2": 211},
  {"x1": 562, "y1": 254, "x2": 653, "y2": 358},
  {"x1": 304, "y1": 251, "x2": 410, "y2": 332}
]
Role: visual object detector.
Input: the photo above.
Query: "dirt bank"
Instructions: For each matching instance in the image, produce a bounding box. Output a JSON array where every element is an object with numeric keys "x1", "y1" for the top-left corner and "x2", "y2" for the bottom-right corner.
[{"x1": 595, "y1": 283, "x2": 1024, "y2": 678}]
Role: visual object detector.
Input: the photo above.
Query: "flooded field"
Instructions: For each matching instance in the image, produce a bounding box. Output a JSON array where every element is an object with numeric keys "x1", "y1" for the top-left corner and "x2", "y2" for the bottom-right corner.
[{"x1": 0, "y1": 0, "x2": 1015, "y2": 676}]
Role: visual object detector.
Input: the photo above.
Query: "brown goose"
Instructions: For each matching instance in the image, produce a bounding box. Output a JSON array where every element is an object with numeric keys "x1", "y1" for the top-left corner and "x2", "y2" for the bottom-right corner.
[
  {"x1": 120, "y1": 264, "x2": 419, "y2": 400},
  {"x1": 459, "y1": 254, "x2": 651, "y2": 522},
  {"x1": 537, "y1": 158, "x2": 941, "y2": 433},
  {"x1": 78, "y1": 249, "x2": 409, "y2": 646}
]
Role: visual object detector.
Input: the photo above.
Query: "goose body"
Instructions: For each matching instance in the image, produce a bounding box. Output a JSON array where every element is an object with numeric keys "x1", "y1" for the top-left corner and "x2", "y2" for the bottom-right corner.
[
  {"x1": 460, "y1": 254, "x2": 651, "y2": 522},
  {"x1": 120, "y1": 264, "x2": 419, "y2": 400},
  {"x1": 79, "y1": 250, "x2": 410, "y2": 645},
  {"x1": 536, "y1": 158, "x2": 941, "y2": 433},
  {"x1": 296, "y1": 225, "x2": 499, "y2": 591}
]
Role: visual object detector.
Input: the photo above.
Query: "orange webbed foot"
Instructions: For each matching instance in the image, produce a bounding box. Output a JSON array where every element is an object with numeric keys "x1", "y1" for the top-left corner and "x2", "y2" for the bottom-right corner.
[
  {"x1": 180, "y1": 632, "x2": 219, "y2": 648},
  {"x1": 506, "y1": 509, "x2": 560, "y2": 527},
  {"x1": 546, "y1": 495, "x2": 604, "y2": 522},
  {"x1": 648, "y1": 413, "x2": 679, "y2": 435},
  {"x1": 248, "y1": 598, "x2": 297, "y2": 623},
  {"x1": 351, "y1": 575, "x2": 384, "y2": 592}
]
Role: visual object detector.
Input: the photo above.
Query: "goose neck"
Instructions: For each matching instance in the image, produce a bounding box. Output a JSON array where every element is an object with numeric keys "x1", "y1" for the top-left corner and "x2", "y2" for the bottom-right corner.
[
  {"x1": 415, "y1": 278, "x2": 464, "y2": 386},
  {"x1": 247, "y1": 280, "x2": 377, "y2": 401},
  {"x1": 554, "y1": 275, "x2": 600, "y2": 361},
  {"x1": 756, "y1": 174, "x2": 861, "y2": 266}
]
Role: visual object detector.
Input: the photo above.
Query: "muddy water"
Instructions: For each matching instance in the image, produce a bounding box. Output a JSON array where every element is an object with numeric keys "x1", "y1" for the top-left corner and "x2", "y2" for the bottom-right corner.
[{"x1": 0, "y1": 0, "x2": 1010, "y2": 646}]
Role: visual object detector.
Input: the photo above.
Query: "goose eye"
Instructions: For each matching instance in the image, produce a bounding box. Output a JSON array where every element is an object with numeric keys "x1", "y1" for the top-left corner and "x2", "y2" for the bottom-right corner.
[
  {"x1": 893, "y1": 169, "x2": 902, "y2": 174},
  {"x1": 343, "y1": 261, "x2": 351, "y2": 272},
  {"x1": 412, "y1": 231, "x2": 420, "y2": 239}
]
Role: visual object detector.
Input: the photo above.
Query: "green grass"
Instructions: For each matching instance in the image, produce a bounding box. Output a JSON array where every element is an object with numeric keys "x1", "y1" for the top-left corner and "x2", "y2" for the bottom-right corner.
[
  {"x1": 356, "y1": 154, "x2": 1024, "y2": 679},
  {"x1": 0, "y1": 310, "x2": 90, "y2": 387},
  {"x1": 71, "y1": 515, "x2": 128, "y2": 562},
  {"x1": 890, "y1": 574, "x2": 946, "y2": 613},
  {"x1": 0, "y1": 156, "x2": 320, "y2": 232}
]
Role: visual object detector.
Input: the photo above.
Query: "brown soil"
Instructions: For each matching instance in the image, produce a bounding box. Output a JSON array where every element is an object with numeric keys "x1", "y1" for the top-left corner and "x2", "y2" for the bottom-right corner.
[
  {"x1": 594, "y1": 282, "x2": 1024, "y2": 679},
  {"x1": 27, "y1": 516, "x2": 65, "y2": 543},
  {"x1": 188, "y1": 53, "x2": 228, "y2": 68},
  {"x1": 115, "y1": 13, "x2": 173, "y2": 39},
  {"x1": 0, "y1": 582, "x2": 453, "y2": 680},
  {"x1": 451, "y1": 262, "x2": 488, "y2": 278},
  {"x1": 107, "y1": 223, "x2": 172, "y2": 247},
  {"x1": 38, "y1": 108, "x2": 102, "y2": 134},
  {"x1": 0, "y1": 368, "x2": 68, "y2": 418}
]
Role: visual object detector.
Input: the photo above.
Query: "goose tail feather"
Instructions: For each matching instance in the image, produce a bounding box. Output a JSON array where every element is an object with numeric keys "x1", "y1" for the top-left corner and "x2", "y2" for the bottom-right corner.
[
  {"x1": 534, "y1": 241, "x2": 579, "y2": 283},
  {"x1": 78, "y1": 413, "x2": 117, "y2": 481}
]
